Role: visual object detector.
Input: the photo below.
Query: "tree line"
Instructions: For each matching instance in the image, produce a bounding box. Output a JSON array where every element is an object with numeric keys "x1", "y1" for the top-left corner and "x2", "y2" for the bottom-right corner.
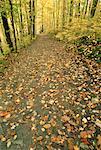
[
  {"x1": 0, "y1": 0, "x2": 99, "y2": 55},
  {"x1": 50, "y1": 0, "x2": 99, "y2": 32},
  {"x1": 0, "y1": 0, "x2": 35, "y2": 54}
]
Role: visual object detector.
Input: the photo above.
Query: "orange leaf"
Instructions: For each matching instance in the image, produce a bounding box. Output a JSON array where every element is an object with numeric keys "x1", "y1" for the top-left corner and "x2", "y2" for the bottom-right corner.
[
  {"x1": 80, "y1": 131, "x2": 88, "y2": 138},
  {"x1": 51, "y1": 136, "x2": 61, "y2": 143},
  {"x1": 42, "y1": 115, "x2": 49, "y2": 121},
  {"x1": 0, "y1": 111, "x2": 10, "y2": 118},
  {"x1": 81, "y1": 138, "x2": 89, "y2": 145}
]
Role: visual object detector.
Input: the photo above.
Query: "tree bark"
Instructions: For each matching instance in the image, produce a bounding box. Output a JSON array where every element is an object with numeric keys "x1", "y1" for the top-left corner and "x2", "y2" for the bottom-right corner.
[
  {"x1": 19, "y1": 0, "x2": 23, "y2": 35},
  {"x1": 8, "y1": 0, "x2": 17, "y2": 51},
  {"x1": 62, "y1": 0, "x2": 66, "y2": 28},
  {"x1": 0, "y1": 38, "x2": 4, "y2": 55},
  {"x1": 77, "y1": 0, "x2": 80, "y2": 17},
  {"x1": 1, "y1": 11, "x2": 14, "y2": 51},
  {"x1": 69, "y1": 0, "x2": 73, "y2": 22},
  {"x1": 25, "y1": 3, "x2": 30, "y2": 35},
  {"x1": 90, "y1": 0, "x2": 98, "y2": 18},
  {"x1": 32, "y1": 0, "x2": 35, "y2": 37},
  {"x1": 29, "y1": 0, "x2": 32, "y2": 35},
  {"x1": 84, "y1": 0, "x2": 88, "y2": 18},
  {"x1": 41, "y1": 5, "x2": 44, "y2": 32}
]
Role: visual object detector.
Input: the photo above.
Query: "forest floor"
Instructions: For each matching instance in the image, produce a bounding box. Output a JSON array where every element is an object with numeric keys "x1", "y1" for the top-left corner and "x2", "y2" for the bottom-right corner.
[{"x1": 0, "y1": 35, "x2": 101, "y2": 150}]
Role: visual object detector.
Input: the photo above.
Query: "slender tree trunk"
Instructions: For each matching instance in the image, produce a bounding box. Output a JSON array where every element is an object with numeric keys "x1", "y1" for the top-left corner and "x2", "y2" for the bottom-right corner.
[
  {"x1": 77, "y1": 0, "x2": 80, "y2": 17},
  {"x1": 41, "y1": 6, "x2": 44, "y2": 32},
  {"x1": 1, "y1": 11, "x2": 14, "y2": 51},
  {"x1": 90, "y1": 0, "x2": 98, "y2": 17},
  {"x1": 62, "y1": 0, "x2": 66, "y2": 28},
  {"x1": 25, "y1": 3, "x2": 30, "y2": 35},
  {"x1": 53, "y1": 10, "x2": 55, "y2": 32},
  {"x1": 0, "y1": 38, "x2": 4, "y2": 55},
  {"x1": 29, "y1": 0, "x2": 32, "y2": 35},
  {"x1": 15, "y1": 0, "x2": 22, "y2": 45},
  {"x1": 56, "y1": 0, "x2": 59, "y2": 30},
  {"x1": 9, "y1": 0, "x2": 17, "y2": 51},
  {"x1": 19, "y1": 0, "x2": 23, "y2": 35},
  {"x1": 32, "y1": 0, "x2": 35, "y2": 37},
  {"x1": 15, "y1": 23, "x2": 20, "y2": 44},
  {"x1": 84, "y1": 0, "x2": 89, "y2": 18},
  {"x1": 69, "y1": 0, "x2": 73, "y2": 22}
]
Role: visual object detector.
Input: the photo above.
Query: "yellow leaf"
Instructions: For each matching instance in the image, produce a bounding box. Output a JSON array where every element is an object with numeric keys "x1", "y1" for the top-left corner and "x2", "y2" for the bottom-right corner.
[
  {"x1": 74, "y1": 145, "x2": 80, "y2": 150},
  {"x1": 43, "y1": 124, "x2": 51, "y2": 129}
]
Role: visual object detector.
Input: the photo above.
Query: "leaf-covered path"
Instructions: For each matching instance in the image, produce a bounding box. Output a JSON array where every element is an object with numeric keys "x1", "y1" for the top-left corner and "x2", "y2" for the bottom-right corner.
[{"x1": 0, "y1": 36, "x2": 101, "y2": 150}]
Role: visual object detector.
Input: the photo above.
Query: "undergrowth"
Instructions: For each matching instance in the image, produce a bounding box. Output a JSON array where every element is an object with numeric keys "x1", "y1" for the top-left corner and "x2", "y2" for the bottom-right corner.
[{"x1": 55, "y1": 17, "x2": 101, "y2": 63}]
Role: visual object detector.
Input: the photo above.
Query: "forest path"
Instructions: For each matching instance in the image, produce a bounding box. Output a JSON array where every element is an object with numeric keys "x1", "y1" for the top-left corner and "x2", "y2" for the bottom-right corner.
[{"x1": 0, "y1": 36, "x2": 100, "y2": 150}]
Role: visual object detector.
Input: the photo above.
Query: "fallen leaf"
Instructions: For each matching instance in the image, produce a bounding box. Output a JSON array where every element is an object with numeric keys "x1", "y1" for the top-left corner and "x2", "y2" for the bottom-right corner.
[
  {"x1": 42, "y1": 115, "x2": 49, "y2": 121},
  {"x1": 95, "y1": 119, "x2": 101, "y2": 128},
  {"x1": 0, "y1": 135, "x2": 6, "y2": 142},
  {"x1": 82, "y1": 117, "x2": 87, "y2": 123},
  {"x1": 43, "y1": 124, "x2": 51, "y2": 129},
  {"x1": 7, "y1": 140, "x2": 12, "y2": 148},
  {"x1": 97, "y1": 135, "x2": 101, "y2": 146},
  {"x1": 61, "y1": 115, "x2": 70, "y2": 123},
  {"x1": 51, "y1": 136, "x2": 62, "y2": 143},
  {"x1": 49, "y1": 118, "x2": 56, "y2": 127},
  {"x1": 0, "y1": 111, "x2": 11, "y2": 118},
  {"x1": 74, "y1": 145, "x2": 80, "y2": 150},
  {"x1": 67, "y1": 138, "x2": 74, "y2": 150},
  {"x1": 81, "y1": 138, "x2": 89, "y2": 145},
  {"x1": 80, "y1": 131, "x2": 88, "y2": 138},
  {"x1": 37, "y1": 136, "x2": 43, "y2": 141}
]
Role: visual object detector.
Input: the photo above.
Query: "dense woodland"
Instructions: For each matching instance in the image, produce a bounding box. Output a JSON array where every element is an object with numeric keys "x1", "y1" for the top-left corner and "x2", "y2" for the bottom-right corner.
[
  {"x1": 0, "y1": 0, "x2": 101, "y2": 150},
  {"x1": 0, "y1": 0, "x2": 100, "y2": 55}
]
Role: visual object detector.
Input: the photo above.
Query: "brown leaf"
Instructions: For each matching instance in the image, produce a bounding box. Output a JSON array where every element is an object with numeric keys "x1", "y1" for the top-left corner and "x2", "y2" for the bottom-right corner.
[
  {"x1": 97, "y1": 135, "x2": 101, "y2": 146},
  {"x1": 49, "y1": 118, "x2": 56, "y2": 127},
  {"x1": 67, "y1": 138, "x2": 74, "y2": 150},
  {"x1": 42, "y1": 115, "x2": 49, "y2": 121},
  {"x1": 61, "y1": 115, "x2": 70, "y2": 123}
]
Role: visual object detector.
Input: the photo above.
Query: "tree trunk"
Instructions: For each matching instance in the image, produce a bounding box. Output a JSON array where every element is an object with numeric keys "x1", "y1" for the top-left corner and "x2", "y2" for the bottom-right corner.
[
  {"x1": 19, "y1": 0, "x2": 23, "y2": 35},
  {"x1": 84, "y1": 0, "x2": 88, "y2": 18},
  {"x1": 62, "y1": 0, "x2": 66, "y2": 28},
  {"x1": 32, "y1": 0, "x2": 35, "y2": 37},
  {"x1": 77, "y1": 0, "x2": 80, "y2": 17},
  {"x1": 0, "y1": 38, "x2": 4, "y2": 55},
  {"x1": 90, "y1": 0, "x2": 98, "y2": 17},
  {"x1": 25, "y1": 3, "x2": 30, "y2": 35},
  {"x1": 41, "y1": 6, "x2": 44, "y2": 32},
  {"x1": 1, "y1": 11, "x2": 14, "y2": 51},
  {"x1": 9, "y1": 0, "x2": 17, "y2": 51},
  {"x1": 69, "y1": 0, "x2": 73, "y2": 22},
  {"x1": 29, "y1": 0, "x2": 32, "y2": 35}
]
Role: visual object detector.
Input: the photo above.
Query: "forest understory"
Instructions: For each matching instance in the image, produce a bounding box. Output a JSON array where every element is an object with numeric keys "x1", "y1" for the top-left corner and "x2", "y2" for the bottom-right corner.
[{"x1": 0, "y1": 35, "x2": 101, "y2": 150}]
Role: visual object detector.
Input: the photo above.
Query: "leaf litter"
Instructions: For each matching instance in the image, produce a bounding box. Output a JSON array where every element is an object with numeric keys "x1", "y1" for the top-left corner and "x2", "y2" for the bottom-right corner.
[{"x1": 0, "y1": 36, "x2": 100, "y2": 150}]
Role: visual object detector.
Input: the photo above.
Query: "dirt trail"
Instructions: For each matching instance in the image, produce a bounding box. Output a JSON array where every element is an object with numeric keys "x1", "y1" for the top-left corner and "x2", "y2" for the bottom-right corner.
[{"x1": 0, "y1": 36, "x2": 100, "y2": 150}]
